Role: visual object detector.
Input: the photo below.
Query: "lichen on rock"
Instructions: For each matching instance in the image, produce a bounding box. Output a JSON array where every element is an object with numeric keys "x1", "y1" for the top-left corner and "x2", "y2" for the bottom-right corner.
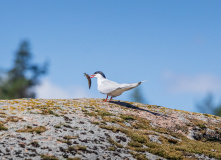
[{"x1": 0, "y1": 98, "x2": 220, "y2": 160}]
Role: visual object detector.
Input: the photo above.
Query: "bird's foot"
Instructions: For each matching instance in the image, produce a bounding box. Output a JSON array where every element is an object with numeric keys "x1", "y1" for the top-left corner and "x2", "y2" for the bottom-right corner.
[
  {"x1": 103, "y1": 99, "x2": 108, "y2": 102},
  {"x1": 103, "y1": 95, "x2": 108, "y2": 102},
  {"x1": 108, "y1": 97, "x2": 113, "y2": 102}
]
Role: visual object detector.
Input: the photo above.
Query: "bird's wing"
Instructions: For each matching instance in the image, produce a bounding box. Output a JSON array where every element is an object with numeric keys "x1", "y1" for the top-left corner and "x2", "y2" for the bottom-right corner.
[
  {"x1": 108, "y1": 81, "x2": 143, "y2": 97},
  {"x1": 117, "y1": 82, "x2": 142, "y2": 92},
  {"x1": 98, "y1": 79, "x2": 121, "y2": 94}
]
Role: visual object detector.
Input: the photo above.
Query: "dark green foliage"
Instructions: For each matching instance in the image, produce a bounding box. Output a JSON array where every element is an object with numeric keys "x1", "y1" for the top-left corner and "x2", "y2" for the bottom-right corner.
[
  {"x1": 0, "y1": 122, "x2": 8, "y2": 131},
  {"x1": 214, "y1": 106, "x2": 221, "y2": 117},
  {"x1": 0, "y1": 40, "x2": 48, "y2": 99},
  {"x1": 196, "y1": 93, "x2": 221, "y2": 117},
  {"x1": 130, "y1": 87, "x2": 147, "y2": 104}
]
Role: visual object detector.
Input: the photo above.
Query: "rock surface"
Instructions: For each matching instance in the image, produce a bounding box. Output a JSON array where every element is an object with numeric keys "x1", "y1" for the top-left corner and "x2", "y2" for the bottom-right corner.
[{"x1": 0, "y1": 98, "x2": 221, "y2": 160}]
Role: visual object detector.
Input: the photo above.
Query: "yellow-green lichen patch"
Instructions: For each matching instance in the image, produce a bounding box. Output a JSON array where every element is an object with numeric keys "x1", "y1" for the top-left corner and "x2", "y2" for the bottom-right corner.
[
  {"x1": 63, "y1": 135, "x2": 78, "y2": 140},
  {"x1": 96, "y1": 110, "x2": 114, "y2": 116},
  {"x1": 57, "y1": 139, "x2": 72, "y2": 145},
  {"x1": 41, "y1": 154, "x2": 59, "y2": 160},
  {"x1": 85, "y1": 111, "x2": 98, "y2": 117},
  {"x1": 16, "y1": 126, "x2": 47, "y2": 134},
  {"x1": 68, "y1": 145, "x2": 87, "y2": 152},
  {"x1": 0, "y1": 121, "x2": 8, "y2": 131},
  {"x1": 129, "y1": 151, "x2": 148, "y2": 160},
  {"x1": 128, "y1": 141, "x2": 143, "y2": 148},
  {"x1": 108, "y1": 146, "x2": 116, "y2": 151},
  {"x1": 108, "y1": 137, "x2": 123, "y2": 148},
  {"x1": 90, "y1": 121, "x2": 100, "y2": 125},
  {"x1": 5, "y1": 116, "x2": 21, "y2": 122},
  {"x1": 0, "y1": 98, "x2": 221, "y2": 159},
  {"x1": 120, "y1": 114, "x2": 135, "y2": 121},
  {"x1": 102, "y1": 116, "x2": 123, "y2": 124},
  {"x1": 66, "y1": 157, "x2": 81, "y2": 160},
  {"x1": 99, "y1": 120, "x2": 221, "y2": 159}
]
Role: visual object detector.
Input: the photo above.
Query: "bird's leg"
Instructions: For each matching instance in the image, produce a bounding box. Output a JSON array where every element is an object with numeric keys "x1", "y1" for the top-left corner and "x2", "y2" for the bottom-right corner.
[
  {"x1": 103, "y1": 95, "x2": 108, "y2": 102},
  {"x1": 109, "y1": 97, "x2": 113, "y2": 102}
]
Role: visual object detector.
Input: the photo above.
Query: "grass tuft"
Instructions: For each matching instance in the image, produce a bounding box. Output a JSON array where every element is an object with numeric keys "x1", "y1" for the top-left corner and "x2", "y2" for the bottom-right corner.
[
  {"x1": 41, "y1": 154, "x2": 59, "y2": 160},
  {"x1": 120, "y1": 114, "x2": 135, "y2": 121},
  {"x1": 0, "y1": 121, "x2": 8, "y2": 131},
  {"x1": 16, "y1": 126, "x2": 46, "y2": 134}
]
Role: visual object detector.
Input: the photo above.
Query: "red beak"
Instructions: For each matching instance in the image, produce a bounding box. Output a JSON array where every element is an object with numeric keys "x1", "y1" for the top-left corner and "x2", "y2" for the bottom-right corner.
[{"x1": 90, "y1": 74, "x2": 95, "y2": 78}]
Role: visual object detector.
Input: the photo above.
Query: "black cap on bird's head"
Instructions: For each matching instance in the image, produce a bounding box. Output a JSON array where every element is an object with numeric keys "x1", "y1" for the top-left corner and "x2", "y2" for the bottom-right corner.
[{"x1": 90, "y1": 71, "x2": 106, "y2": 78}]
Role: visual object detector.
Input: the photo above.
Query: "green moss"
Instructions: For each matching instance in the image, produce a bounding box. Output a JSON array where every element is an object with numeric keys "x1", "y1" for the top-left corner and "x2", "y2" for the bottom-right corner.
[
  {"x1": 132, "y1": 147, "x2": 148, "y2": 152},
  {"x1": 54, "y1": 124, "x2": 61, "y2": 128},
  {"x1": 166, "y1": 138, "x2": 179, "y2": 144},
  {"x1": 126, "y1": 132, "x2": 147, "y2": 144},
  {"x1": 197, "y1": 123, "x2": 206, "y2": 129},
  {"x1": 100, "y1": 125, "x2": 121, "y2": 133},
  {"x1": 6, "y1": 116, "x2": 19, "y2": 122},
  {"x1": 108, "y1": 146, "x2": 116, "y2": 151},
  {"x1": 97, "y1": 110, "x2": 113, "y2": 116},
  {"x1": 189, "y1": 119, "x2": 207, "y2": 129},
  {"x1": 130, "y1": 116, "x2": 150, "y2": 129},
  {"x1": 149, "y1": 147, "x2": 182, "y2": 159},
  {"x1": 57, "y1": 139, "x2": 72, "y2": 145},
  {"x1": 3, "y1": 98, "x2": 221, "y2": 159},
  {"x1": 120, "y1": 114, "x2": 135, "y2": 121},
  {"x1": 85, "y1": 111, "x2": 97, "y2": 117},
  {"x1": 100, "y1": 125, "x2": 147, "y2": 144},
  {"x1": 0, "y1": 122, "x2": 8, "y2": 131},
  {"x1": 130, "y1": 151, "x2": 148, "y2": 160},
  {"x1": 77, "y1": 145, "x2": 87, "y2": 150},
  {"x1": 63, "y1": 135, "x2": 78, "y2": 140},
  {"x1": 41, "y1": 154, "x2": 58, "y2": 160},
  {"x1": 81, "y1": 109, "x2": 88, "y2": 113},
  {"x1": 68, "y1": 145, "x2": 87, "y2": 152},
  {"x1": 91, "y1": 121, "x2": 100, "y2": 125},
  {"x1": 67, "y1": 158, "x2": 81, "y2": 160},
  {"x1": 27, "y1": 125, "x2": 32, "y2": 129},
  {"x1": 16, "y1": 126, "x2": 46, "y2": 134},
  {"x1": 41, "y1": 109, "x2": 54, "y2": 115},
  {"x1": 128, "y1": 141, "x2": 143, "y2": 147},
  {"x1": 108, "y1": 137, "x2": 123, "y2": 148},
  {"x1": 99, "y1": 119, "x2": 221, "y2": 159},
  {"x1": 102, "y1": 116, "x2": 123, "y2": 123}
]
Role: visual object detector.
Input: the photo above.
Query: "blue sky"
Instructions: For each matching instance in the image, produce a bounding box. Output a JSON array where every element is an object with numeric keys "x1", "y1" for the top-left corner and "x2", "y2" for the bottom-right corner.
[{"x1": 0, "y1": 1, "x2": 221, "y2": 112}]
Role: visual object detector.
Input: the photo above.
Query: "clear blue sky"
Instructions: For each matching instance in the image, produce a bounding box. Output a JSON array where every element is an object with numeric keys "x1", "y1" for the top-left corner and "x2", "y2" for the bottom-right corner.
[{"x1": 1, "y1": 0, "x2": 221, "y2": 112}]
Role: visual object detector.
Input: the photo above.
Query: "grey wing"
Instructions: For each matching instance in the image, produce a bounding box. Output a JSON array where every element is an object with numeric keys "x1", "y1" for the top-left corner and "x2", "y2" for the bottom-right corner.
[
  {"x1": 99, "y1": 80, "x2": 121, "y2": 94},
  {"x1": 109, "y1": 82, "x2": 142, "y2": 97},
  {"x1": 119, "y1": 82, "x2": 141, "y2": 91}
]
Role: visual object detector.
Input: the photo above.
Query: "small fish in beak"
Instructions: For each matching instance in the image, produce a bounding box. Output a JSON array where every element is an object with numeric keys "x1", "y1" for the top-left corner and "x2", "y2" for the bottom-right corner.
[{"x1": 84, "y1": 73, "x2": 91, "y2": 89}]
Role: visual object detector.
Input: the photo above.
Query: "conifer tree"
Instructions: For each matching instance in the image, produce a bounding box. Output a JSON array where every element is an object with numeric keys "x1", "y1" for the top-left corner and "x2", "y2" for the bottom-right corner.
[
  {"x1": 130, "y1": 87, "x2": 147, "y2": 104},
  {"x1": 0, "y1": 41, "x2": 48, "y2": 99},
  {"x1": 196, "y1": 93, "x2": 221, "y2": 117}
]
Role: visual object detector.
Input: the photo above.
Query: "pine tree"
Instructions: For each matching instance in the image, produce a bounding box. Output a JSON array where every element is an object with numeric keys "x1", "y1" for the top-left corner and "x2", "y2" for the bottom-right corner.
[
  {"x1": 130, "y1": 87, "x2": 147, "y2": 104},
  {"x1": 0, "y1": 41, "x2": 48, "y2": 99},
  {"x1": 196, "y1": 93, "x2": 221, "y2": 117}
]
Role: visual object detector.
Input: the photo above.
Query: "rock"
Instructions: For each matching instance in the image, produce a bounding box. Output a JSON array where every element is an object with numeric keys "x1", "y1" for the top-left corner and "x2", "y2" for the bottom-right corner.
[{"x1": 0, "y1": 98, "x2": 220, "y2": 160}]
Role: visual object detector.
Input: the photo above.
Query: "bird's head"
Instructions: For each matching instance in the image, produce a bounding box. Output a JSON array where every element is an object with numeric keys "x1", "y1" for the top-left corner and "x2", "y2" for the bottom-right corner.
[{"x1": 90, "y1": 71, "x2": 106, "y2": 79}]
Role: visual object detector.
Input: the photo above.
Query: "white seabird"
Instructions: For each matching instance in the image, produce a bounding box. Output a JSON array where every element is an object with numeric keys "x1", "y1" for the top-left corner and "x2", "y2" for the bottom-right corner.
[{"x1": 90, "y1": 71, "x2": 147, "y2": 102}]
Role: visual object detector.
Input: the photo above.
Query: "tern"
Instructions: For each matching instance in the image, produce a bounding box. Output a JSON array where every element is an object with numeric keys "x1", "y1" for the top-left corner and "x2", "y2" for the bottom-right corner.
[{"x1": 90, "y1": 71, "x2": 146, "y2": 102}]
